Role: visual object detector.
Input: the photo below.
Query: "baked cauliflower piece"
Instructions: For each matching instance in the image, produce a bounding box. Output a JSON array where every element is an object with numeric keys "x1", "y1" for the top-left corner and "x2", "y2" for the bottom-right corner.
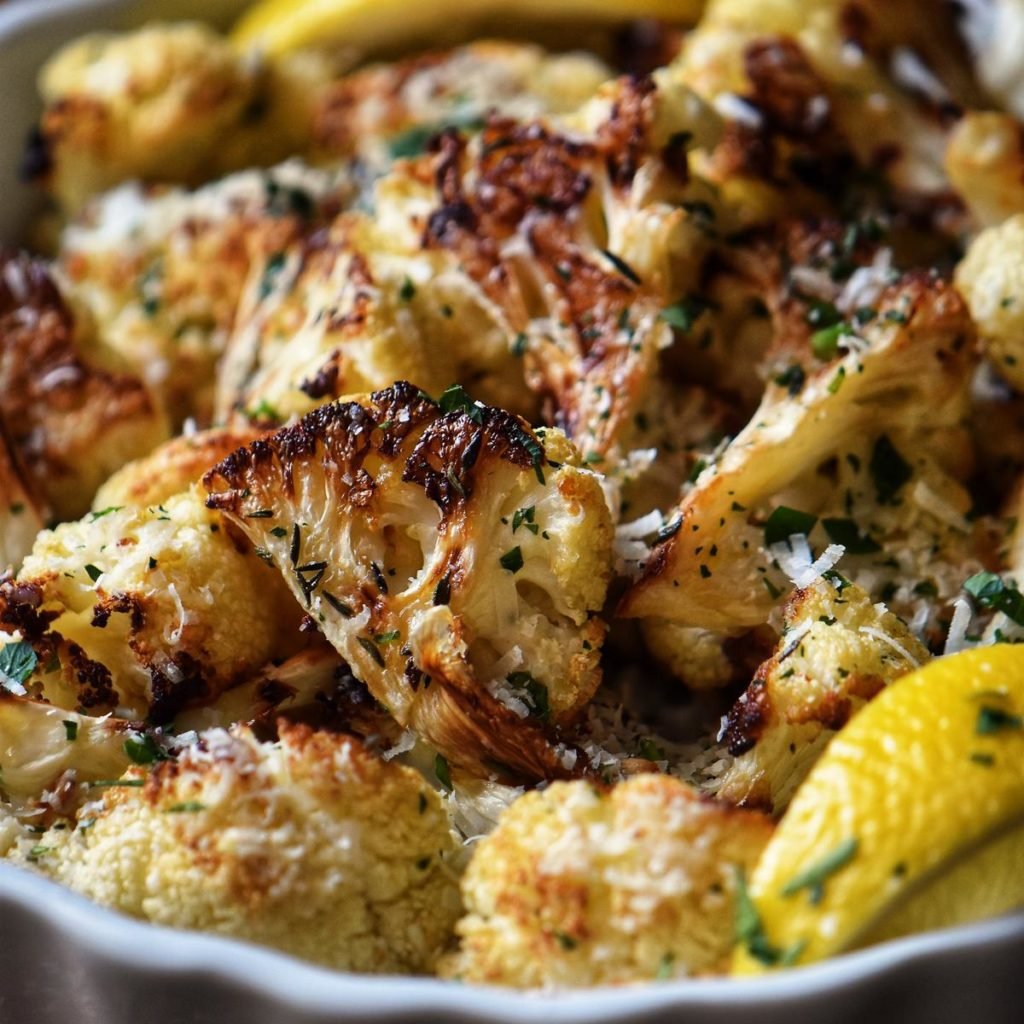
[
  {"x1": 956, "y1": 214, "x2": 1024, "y2": 392},
  {"x1": 946, "y1": 113, "x2": 1024, "y2": 231},
  {"x1": 0, "y1": 488, "x2": 303, "y2": 721},
  {"x1": 12, "y1": 722, "x2": 461, "y2": 975},
  {"x1": 716, "y1": 577, "x2": 929, "y2": 814},
  {"x1": 28, "y1": 23, "x2": 335, "y2": 215},
  {"x1": 441, "y1": 774, "x2": 773, "y2": 987},
  {"x1": 0, "y1": 251, "x2": 168, "y2": 521},
  {"x1": 58, "y1": 161, "x2": 348, "y2": 427},
  {"x1": 92, "y1": 427, "x2": 265, "y2": 511},
  {"x1": 204, "y1": 382, "x2": 613, "y2": 781},
  {"x1": 0, "y1": 425, "x2": 44, "y2": 574},
  {"x1": 620, "y1": 275, "x2": 979, "y2": 638}
]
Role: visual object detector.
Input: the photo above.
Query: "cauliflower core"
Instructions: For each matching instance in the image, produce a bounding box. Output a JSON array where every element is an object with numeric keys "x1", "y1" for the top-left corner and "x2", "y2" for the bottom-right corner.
[
  {"x1": 442, "y1": 774, "x2": 773, "y2": 987},
  {"x1": 205, "y1": 382, "x2": 613, "y2": 781},
  {"x1": 14, "y1": 723, "x2": 460, "y2": 974}
]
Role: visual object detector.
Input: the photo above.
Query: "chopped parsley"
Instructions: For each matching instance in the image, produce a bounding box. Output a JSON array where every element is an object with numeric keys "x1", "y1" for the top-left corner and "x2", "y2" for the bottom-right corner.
[
  {"x1": 123, "y1": 734, "x2": 168, "y2": 765},
  {"x1": 507, "y1": 670, "x2": 550, "y2": 720},
  {"x1": 660, "y1": 295, "x2": 711, "y2": 333},
  {"x1": 166, "y1": 801, "x2": 206, "y2": 813},
  {"x1": 374, "y1": 630, "x2": 401, "y2": 645},
  {"x1": 963, "y1": 572, "x2": 1024, "y2": 626},
  {"x1": 0, "y1": 641, "x2": 37, "y2": 690},
  {"x1": 500, "y1": 546, "x2": 524, "y2": 573},
  {"x1": 780, "y1": 837, "x2": 859, "y2": 905},
  {"x1": 357, "y1": 636, "x2": 385, "y2": 668},
  {"x1": 735, "y1": 868, "x2": 806, "y2": 967},
  {"x1": 399, "y1": 276, "x2": 416, "y2": 302},
  {"x1": 764, "y1": 506, "x2": 818, "y2": 546},
  {"x1": 84, "y1": 564, "x2": 103, "y2": 583},
  {"x1": 323, "y1": 592, "x2": 354, "y2": 618},
  {"x1": 434, "y1": 754, "x2": 453, "y2": 792},
  {"x1": 811, "y1": 322, "x2": 845, "y2": 360},
  {"x1": 89, "y1": 506, "x2": 123, "y2": 521},
  {"x1": 437, "y1": 383, "x2": 484, "y2": 424},
  {"x1": 976, "y1": 705, "x2": 1023, "y2": 735},
  {"x1": 512, "y1": 506, "x2": 539, "y2": 534},
  {"x1": 869, "y1": 435, "x2": 912, "y2": 504},
  {"x1": 600, "y1": 249, "x2": 642, "y2": 285},
  {"x1": 63, "y1": 720, "x2": 78, "y2": 742},
  {"x1": 774, "y1": 365, "x2": 806, "y2": 395},
  {"x1": 821, "y1": 518, "x2": 881, "y2": 554}
]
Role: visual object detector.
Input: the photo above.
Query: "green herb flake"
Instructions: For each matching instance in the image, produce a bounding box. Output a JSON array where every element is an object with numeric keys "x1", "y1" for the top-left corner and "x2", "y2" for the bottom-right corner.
[
  {"x1": 601, "y1": 249, "x2": 642, "y2": 285},
  {"x1": 357, "y1": 636, "x2": 386, "y2": 668},
  {"x1": 811, "y1": 322, "x2": 846, "y2": 360},
  {"x1": 323, "y1": 592, "x2": 354, "y2": 618},
  {"x1": 123, "y1": 734, "x2": 168, "y2": 766},
  {"x1": 512, "y1": 332, "x2": 528, "y2": 356},
  {"x1": 869, "y1": 435, "x2": 912, "y2": 504},
  {"x1": 764, "y1": 506, "x2": 818, "y2": 547},
  {"x1": 963, "y1": 572, "x2": 1024, "y2": 626},
  {"x1": 90, "y1": 506, "x2": 123, "y2": 521},
  {"x1": 827, "y1": 366, "x2": 846, "y2": 394},
  {"x1": 637, "y1": 737, "x2": 665, "y2": 762},
  {"x1": 554, "y1": 931, "x2": 578, "y2": 951},
  {"x1": 969, "y1": 752, "x2": 996, "y2": 767},
  {"x1": 434, "y1": 754, "x2": 453, "y2": 792},
  {"x1": 821, "y1": 517, "x2": 881, "y2": 554},
  {"x1": 656, "y1": 952, "x2": 675, "y2": 980},
  {"x1": 976, "y1": 705, "x2": 1023, "y2": 735},
  {"x1": 166, "y1": 801, "x2": 206, "y2": 814},
  {"x1": 89, "y1": 779, "x2": 145, "y2": 789},
  {"x1": 0, "y1": 641, "x2": 37, "y2": 689},
  {"x1": 507, "y1": 670, "x2": 550, "y2": 720},
  {"x1": 84, "y1": 564, "x2": 103, "y2": 583},
  {"x1": 63, "y1": 720, "x2": 78, "y2": 742},
  {"x1": 660, "y1": 295, "x2": 710, "y2": 333},
  {"x1": 781, "y1": 837, "x2": 859, "y2": 905},
  {"x1": 374, "y1": 630, "x2": 401, "y2": 645},
  {"x1": 774, "y1": 365, "x2": 805, "y2": 396},
  {"x1": 438, "y1": 383, "x2": 484, "y2": 424},
  {"x1": 500, "y1": 546, "x2": 524, "y2": 573},
  {"x1": 735, "y1": 867, "x2": 796, "y2": 967},
  {"x1": 399, "y1": 276, "x2": 416, "y2": 302}
]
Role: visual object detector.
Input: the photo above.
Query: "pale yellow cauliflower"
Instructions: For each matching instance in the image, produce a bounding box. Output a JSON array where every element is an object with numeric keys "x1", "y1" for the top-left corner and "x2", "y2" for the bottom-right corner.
[
  {"x1": 12, "y1": 722, "x2": 461, "y2": 974},
  {"x1": 442, "y1": 774, "x2": 772, "y2": 987}
]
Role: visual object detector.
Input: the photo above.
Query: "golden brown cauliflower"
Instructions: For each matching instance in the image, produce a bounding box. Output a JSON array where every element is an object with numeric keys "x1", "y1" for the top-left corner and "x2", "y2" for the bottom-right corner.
[
  {"x1": 58, "y1": 162, "x2": 347, "y2": 427},
  {"x1": 621, "y1": 275, "x2": 980, "y2": 640},
  {"x1": 946, "y1": 113, "x2": 1024, "y2": 231},
  {"x1": 0, "y1": 425, "x2": 44, "y2": 574},
  {"x1": 0, "y1": 251, "x2": 168, "y2": 521},
  {"x1": 27, "y1": 23, "x2": 329, "y2": 215},
  {"x1": 0, "y1": 488, "x2": 303, "y2": 721},
  {"x1": 205, "y1": 382, "x2": 613, "y2": 781},
  {"x1": 442, "y1": 774, "x2": 773, "y2": 987},
  {"x1": 12, "y1": 722, "x2": 461, "y2": 975},
  {"x1": 956, "y1": 213, "x2": 1024, "y2": 391},
  {"x1": 716, "y1": 577, "x2": 929, "y2": 814}
]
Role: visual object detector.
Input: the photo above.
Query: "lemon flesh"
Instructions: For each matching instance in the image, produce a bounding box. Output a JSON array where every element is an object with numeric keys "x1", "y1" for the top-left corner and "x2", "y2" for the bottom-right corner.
[
  {"x1": 232, "y1": 0, "x2": 705, "y2": 58},
  {"x1": 732, "y1": 645, "x2": 1024, "y2": 974}
]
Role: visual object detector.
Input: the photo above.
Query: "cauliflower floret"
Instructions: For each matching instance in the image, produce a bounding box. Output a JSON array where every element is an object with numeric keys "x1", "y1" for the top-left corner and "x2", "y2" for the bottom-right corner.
[
  {"x1": 0, "y1": 252, "x2": 168, "y2": 521},
  {"x1": 716, "y1": 577, "x2": 929, "y2": 814},
  {"x1": 956, "y1": 214, "x2": 1024, "y2": 391},
  {"x1": 92, "y1": 428, "x2": 265, "y2": 511},
  {"x1": 0, "y1": 426, "x2": 44, "y2": 574},
  {"x1": 29, "y1": 23, "x2": 311, "y2": 215},
  {"x1": 0, "y1": 488, "x2": 303, "y2": 721},
  {"x1": 204, "y1": 382, "x2": 613, "y2": 781},
  {"x1": 441, "y1": 774, "x2": 773, "y2": 986},
  {"x1": 955, "y1": 0, "x2": 1024, "y2": 119},
  {"x1": 59, "y1": 162, "x2": 348, "y2": 427},
  {"x1": 11, "y1": 722, "x2": 461, "y2": 974},
  {"x1": 621, "y1": 275, "x2": 980, "y2": 636},
  {"x1": 0, "y1": 689, "x2": 136, "y2": 809},
  {"x1": 946, "y1": 113, "x2": 1024, "y2": 230}
]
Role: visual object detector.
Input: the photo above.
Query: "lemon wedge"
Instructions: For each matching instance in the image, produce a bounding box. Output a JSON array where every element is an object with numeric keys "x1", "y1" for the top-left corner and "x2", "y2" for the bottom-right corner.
[
  {"x1": 232, "y1": 0, "x2": 704, "y2": 59},
  {"x1": 732, "y1": 645, "x2": 1024, "y2": 974}
]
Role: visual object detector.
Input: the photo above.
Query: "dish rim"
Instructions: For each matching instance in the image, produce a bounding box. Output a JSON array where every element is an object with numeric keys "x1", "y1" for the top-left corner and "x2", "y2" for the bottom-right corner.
[{"x1": 1, "y1": 0, "x2": 1023, "y2": 1016}]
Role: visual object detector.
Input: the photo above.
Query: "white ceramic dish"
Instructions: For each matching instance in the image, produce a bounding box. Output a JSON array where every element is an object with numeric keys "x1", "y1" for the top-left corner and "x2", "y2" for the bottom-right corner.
[{"x1": 1, "y1": 2, "x2": 1023, "y2": 1021}]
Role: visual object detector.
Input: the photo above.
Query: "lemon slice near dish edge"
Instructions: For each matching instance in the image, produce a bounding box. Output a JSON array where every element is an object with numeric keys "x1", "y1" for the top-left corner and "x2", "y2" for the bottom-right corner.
[
  {"x1": 733, "y1": 644, "x2": 1024, "y2": 973},
  {"x1": 232, "y1": 0, "x2": 704, "y2": 58}
]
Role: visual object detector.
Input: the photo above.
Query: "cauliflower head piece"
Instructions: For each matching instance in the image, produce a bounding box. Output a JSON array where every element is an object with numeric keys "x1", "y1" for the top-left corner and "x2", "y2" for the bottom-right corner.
[
  {"x1": 716, "y1": 576, "x2": 929, "y2": 814},
  {"x1": 12, "y1": 722, "x2": 461, "y2": 975},
  {"x1": 205, "y1": 382, "x2": 613, "y2": 782},
  {"x1": 0, "y1": 251, "x2": 168, "y2": 521},
  {"x1": 0, "y1": 488, "x2": 303, "y2": 721},
  {"x1": 442, "y1": 774, "x2": 773, "y2": 987},
  {"x1": 956, "y1": 213, "x2": 1024, "y2": 392}
]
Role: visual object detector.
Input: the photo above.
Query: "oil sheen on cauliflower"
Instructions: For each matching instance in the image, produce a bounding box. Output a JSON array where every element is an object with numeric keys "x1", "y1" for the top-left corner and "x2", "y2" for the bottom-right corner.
[
  {"x1": 0, "y1": 488, "x2": 303, "y2": 721},
  {"x1": 204, "y1": 382, "x2": 613, "y2": 781},
  {"x1": 441, "y1": 774, "x2": 773, "y2": 987},
  {"x1": 11, "y1": 722, "x2": 461, "y2": 974},
  {"x1": 716, "y1": 576, "x2": 929, "y2": 814}
]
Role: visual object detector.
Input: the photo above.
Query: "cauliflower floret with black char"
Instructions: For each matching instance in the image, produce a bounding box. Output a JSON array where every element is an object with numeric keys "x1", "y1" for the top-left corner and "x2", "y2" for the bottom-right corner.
[
  {"x1": 204, "y1": 382, "x2": 613, "y2": 782},
  {"x1": 441, "y1": 774, "x2": 773, "y2": 987},
  {"x1": 716, "y1": 577, "x2": 929, "y2": 814},
  {"x1": 0, "y1": 252, "x2": 168, "y2": 521},
  {"x1": 0, "y1": 489, "x2": 303, "y2": 722},
  {"x1": 11, "y1": 722, "x2": 461, "y2": 975},
  {"x1": 956, "y1": 214, "x2": 1024, "y2": 391}
]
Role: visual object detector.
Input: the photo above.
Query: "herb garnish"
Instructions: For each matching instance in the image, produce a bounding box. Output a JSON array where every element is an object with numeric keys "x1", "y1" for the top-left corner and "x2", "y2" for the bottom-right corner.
[
  {"x1": 735, "y1": 868, "x2": 806, "y2": 967},
  {"x1": 869, "y1": 435, "x2": 912, "y2": 504},
  {"x1": 0, "y1": 641, "x2": 37, "y2": 690},
  {"x1": 434, "y1": 754, "x2": 453, "y2": 792},
  {"x1": 963, "y1": 572, "x2": 1024, "y2": 626},
  {"x1": 780, "y1": 837, "x2": 859, "y2": 904},
  {"x1": 821, "y1": 518, "x2": 881, "y2": 554},
  {"x1": 500, "y1": 547, "x2": 524, "y2": 573},
  {"x1": 976, "y1": 706, "x2": 1023, "y2": 735},
  {"x1": 764, "y1": 506, "x2": 818, "y2": 546}
]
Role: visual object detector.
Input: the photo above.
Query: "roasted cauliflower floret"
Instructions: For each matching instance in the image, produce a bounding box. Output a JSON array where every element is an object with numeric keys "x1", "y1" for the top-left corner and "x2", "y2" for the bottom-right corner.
[
  {"x1": 441, "y1": 774, "x2": 773, "y2": 987},
  {"x1": 946, "y1": 113, "x2": 1024, "y2": 230},
  {"x1": 0, "y1": 488, "x2": 303, "y2": 721},
  {"x1": 12, "y1": 722, "x2": 461, "y2": 974},
  {"x1": 621, "y1": 276, "x2": 979, "y2": 636},
  {"x1": 0, "y1": 425, "x2": 44, "y2": 574},
  {"x1": 955, "y1": 0, "x2": 1024, "y2": 119},
  {"x1": 716, "y1": 577, "x2": 929, "y2": 814},
  {"x1": 205, "y1": 382, "x2": 613, "y2": 781},
  {"x1": 92, "y1": 428, "x2": 265, "y2": 511},
  {"x1": 0, "y1": 688, "x2": 136, "y2": 809},
  {"x1": 31, "y1": 23, "x2": 259, "y2": 214},
  {"x1": 956, "y1": 214, "x2": 1024, "y2": 391},
  {"x1": 0, "y1": 251, "x2": 168, "y2": 521},
  {"x1": 59, "y1": 162, "x2": 347, "y2": 427}
]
